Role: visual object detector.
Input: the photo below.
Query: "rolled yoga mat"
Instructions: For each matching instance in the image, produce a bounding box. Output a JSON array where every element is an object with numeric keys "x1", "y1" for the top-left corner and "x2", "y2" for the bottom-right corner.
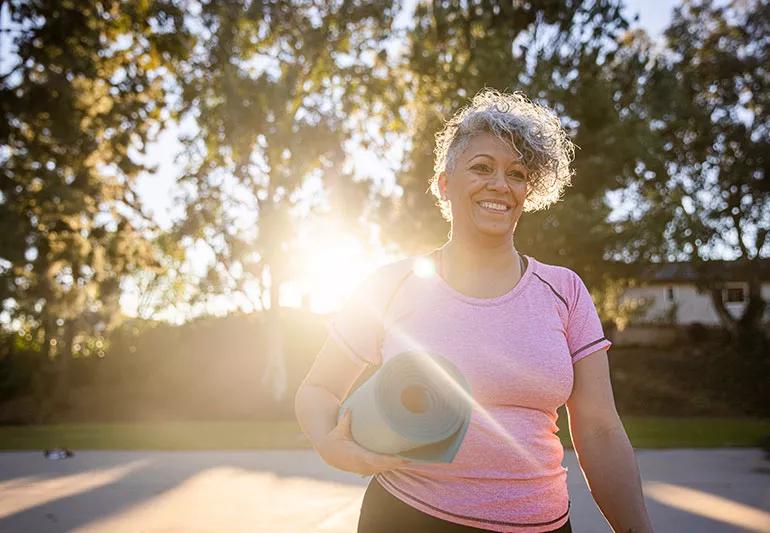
[{"x1": 339, "y1": 351, "x2": 472, "y2": 464}]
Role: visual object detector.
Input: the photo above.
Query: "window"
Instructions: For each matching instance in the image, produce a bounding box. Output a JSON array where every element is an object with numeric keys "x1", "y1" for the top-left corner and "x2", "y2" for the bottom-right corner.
[
  {"x1": 666, "y1": 286, "x2": 675, "y2": 302},
  {"x1": 724, "y1": 286, "x2": 745, "y2": 303}
]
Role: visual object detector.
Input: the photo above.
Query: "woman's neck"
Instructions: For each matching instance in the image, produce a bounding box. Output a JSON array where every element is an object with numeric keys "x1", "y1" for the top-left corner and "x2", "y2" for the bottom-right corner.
[
  {"x1": 436, "y1": 237, "x2": 523, "y2": 298},
  {"x1": 440, "y1": 236, "x2": 518, "y2": 274},
  {"x1": 437, "y1": 232, "x2": 524, "y2": 298}
]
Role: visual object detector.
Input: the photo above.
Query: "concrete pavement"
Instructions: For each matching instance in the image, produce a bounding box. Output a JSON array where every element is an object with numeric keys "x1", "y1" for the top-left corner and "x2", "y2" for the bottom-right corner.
[{"x1": 0, "y1": 449, "x2": 768, "y2": 532}]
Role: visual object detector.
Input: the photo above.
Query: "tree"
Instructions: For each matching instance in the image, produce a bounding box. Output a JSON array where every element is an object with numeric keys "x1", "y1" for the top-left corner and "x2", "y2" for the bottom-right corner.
[
  {"x1": 0, "y1": 0, "x2": 192, "y2": 400},
  {"x1": 631, "y1": 0, "x2": 769, "y2": 338},
  {"x1": 174, "y1": 1, "x2": 398, "y2": 400}
]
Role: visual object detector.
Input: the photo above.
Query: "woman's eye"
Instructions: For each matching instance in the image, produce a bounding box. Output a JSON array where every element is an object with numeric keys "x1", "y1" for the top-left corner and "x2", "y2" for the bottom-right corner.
[{"x1": 472, "y1": 164, "x2": 526, "y2": 180}]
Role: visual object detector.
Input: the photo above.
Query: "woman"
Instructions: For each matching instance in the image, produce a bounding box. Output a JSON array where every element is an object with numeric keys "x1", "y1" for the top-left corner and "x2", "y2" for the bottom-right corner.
[{"x1": 294, "y1": 89, "x2": 653, "y2": 532}]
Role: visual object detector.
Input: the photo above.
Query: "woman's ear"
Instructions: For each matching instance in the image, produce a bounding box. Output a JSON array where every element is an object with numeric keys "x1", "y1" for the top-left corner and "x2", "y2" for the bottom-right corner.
[{"x1": 437, "y1": 172, "x2": 448, "y2": 200}]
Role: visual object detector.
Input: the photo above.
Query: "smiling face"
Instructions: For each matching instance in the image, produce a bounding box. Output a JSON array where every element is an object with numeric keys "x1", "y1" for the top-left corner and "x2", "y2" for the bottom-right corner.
[{"x1": 438, "y1": 132, "x2": 529, "y2": 241}]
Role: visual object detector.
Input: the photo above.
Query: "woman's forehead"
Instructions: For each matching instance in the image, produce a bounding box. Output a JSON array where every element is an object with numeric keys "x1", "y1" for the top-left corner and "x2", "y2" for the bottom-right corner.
[{"x1": 461, "y1": 133, "x2": 524, "y2": 164}]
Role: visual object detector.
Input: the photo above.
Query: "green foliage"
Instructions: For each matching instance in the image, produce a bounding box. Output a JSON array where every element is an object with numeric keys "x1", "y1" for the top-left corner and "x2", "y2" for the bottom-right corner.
[{"x1": 0, "y1": 0, "x2": 193, "y2": 371}]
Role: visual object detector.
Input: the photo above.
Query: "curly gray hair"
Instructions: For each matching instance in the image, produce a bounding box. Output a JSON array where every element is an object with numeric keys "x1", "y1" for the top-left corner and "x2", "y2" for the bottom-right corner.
[{"x1": 429, "y1": 88, "x2": 575, "y2": 220}]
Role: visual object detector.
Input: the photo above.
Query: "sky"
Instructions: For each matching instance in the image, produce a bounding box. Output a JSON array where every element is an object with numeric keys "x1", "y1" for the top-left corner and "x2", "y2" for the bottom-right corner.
[{"x1": 623, "y1": 0, "x2": 681, "y2": 36}]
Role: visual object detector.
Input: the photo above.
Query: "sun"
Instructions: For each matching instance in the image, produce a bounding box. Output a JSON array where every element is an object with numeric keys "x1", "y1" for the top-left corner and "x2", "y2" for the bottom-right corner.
[{"x1": 288, "y1": 222, "x2": 385, "y2": 314}]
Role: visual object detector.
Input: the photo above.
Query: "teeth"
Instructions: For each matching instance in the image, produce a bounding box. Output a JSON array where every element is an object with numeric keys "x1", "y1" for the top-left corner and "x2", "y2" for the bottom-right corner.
[{"x1": 478, "y1": 201, "x2": 509, "y2": 212}]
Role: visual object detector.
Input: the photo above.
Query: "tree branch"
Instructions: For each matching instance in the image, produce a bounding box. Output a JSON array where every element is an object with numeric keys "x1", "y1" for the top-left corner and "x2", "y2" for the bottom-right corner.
[
  {"x1": 709, "y1": 286, "x2": 739, "y2": 338},
  {"x1": 755, "y1": 227, "x2": 768, "y2": 259},
  {"x1": 730, "y1": 211, "x2": 750, "y2": 259}
]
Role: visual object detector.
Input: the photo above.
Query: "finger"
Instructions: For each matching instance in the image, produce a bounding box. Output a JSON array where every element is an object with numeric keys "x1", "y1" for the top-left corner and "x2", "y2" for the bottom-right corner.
[
  {"x1": 330, "y1": 409, "x2": 348, "y2": 433},
  {"x1": 337, "y1": 408, "x2": 350, "y2": 424},
  {"x1": 337, "y1": 409, "x2": 353, "y2": 437}
]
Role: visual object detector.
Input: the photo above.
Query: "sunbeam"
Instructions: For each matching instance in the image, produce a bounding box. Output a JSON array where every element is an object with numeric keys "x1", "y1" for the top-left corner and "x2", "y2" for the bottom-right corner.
[
  {"x1": 0, "y1": 460, "x2": 150, "y2": 519},
  {"x1": 644, "y1": 481, "x2": 770, "y2": 532}
]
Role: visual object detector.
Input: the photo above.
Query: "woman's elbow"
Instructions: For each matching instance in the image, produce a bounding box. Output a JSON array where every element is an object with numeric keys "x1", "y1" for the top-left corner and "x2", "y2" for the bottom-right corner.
[{"x1": 570, "y1": 409, "x2": 625, "y2": 446}]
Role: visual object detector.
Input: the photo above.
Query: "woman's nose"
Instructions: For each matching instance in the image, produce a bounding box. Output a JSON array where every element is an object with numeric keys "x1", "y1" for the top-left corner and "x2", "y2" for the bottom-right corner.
[{"x1": 486, "y1": 171, "x2": 509, "y2": 191}]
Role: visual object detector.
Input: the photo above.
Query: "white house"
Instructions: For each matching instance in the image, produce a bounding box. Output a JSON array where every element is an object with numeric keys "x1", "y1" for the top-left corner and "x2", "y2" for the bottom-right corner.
[{"x1": 613, "y1": 259, "x2": 770, "y2": 345}]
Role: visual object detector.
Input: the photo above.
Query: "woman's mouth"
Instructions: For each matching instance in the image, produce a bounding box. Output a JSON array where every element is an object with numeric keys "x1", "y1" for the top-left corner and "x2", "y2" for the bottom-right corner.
[{"x1": 477, "y1": 200, "x2": 511, "y2": 214}]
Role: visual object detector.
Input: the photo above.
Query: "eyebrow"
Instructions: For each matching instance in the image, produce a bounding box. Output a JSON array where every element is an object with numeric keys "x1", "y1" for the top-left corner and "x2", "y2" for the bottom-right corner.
[
  {"x1": 468, "y1": 154, "x2": 494, "y2": 162},
  {"x1": 468, "y1": 154, "x2": 526, "y2": 168}
]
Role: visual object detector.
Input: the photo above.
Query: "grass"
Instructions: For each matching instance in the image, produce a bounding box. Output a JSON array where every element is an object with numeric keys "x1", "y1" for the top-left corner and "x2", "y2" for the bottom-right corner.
[
  {"x1": 624, "y1": 416, "x2": 770, "y2": 448},
  {"x1": 559, "y1": 416, "x2": 770, "y2": 449},
  {"x1": 0, "y1": 417, "x2": 767, "y2": 451},
  {"x1": 0, "y1": 421, "x2": 309, "y2": 451}
]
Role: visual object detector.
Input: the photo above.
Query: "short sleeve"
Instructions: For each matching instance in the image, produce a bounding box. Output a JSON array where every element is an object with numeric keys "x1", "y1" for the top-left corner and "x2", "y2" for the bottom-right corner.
[
  {"x1": 566, "y1": 272, "x2": 612, "y2": 364},
  {"x1": 327, "y1": 261, "x2": 411, "y2": 368}
]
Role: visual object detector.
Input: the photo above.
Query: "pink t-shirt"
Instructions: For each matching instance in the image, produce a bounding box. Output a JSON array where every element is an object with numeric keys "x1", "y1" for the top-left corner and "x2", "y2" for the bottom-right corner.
[{"x1": 329, "y1": 254, "x2": 612, "y2": 533}]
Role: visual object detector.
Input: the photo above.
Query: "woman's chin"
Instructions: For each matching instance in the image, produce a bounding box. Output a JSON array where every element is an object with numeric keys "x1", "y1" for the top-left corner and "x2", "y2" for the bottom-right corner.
[{"x1": 473, "y1": 221, "x2": 514, "y2": 238}]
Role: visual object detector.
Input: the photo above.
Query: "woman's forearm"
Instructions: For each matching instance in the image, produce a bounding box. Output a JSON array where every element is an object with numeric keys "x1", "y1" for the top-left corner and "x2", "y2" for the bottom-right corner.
[
  {"x1": 294, "y1": 383, "x2": 341, "y2": 448},
  {"x1": 572, "y1": 424, "x2": 653, "y2": 532}
]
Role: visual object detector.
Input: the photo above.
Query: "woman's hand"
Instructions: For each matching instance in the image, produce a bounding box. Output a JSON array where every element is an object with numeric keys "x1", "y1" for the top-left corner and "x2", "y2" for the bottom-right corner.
[{"x1": 316, "y1": 409, "x2": 411, "y2": 475}]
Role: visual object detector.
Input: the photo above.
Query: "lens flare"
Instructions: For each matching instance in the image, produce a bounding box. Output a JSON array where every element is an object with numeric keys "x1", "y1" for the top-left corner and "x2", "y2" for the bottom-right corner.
[
  {"x1": 412, "y1": 257, "x2": 437, "y2": 278},
  {"x1": 363, "y1": 299, "x2": 541, "y2": 468}
]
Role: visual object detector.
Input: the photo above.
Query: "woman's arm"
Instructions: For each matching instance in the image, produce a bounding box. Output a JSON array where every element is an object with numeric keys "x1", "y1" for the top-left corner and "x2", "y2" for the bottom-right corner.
[
  {"x1": 294, "y1": 336, "x2": 408, "y2": 474},
  {"x1": 295, "y1": 335, "x2": 364, "y2": 445},
  {"x1": 565, "y1": 349, "x2": 654, "y2": 533}
]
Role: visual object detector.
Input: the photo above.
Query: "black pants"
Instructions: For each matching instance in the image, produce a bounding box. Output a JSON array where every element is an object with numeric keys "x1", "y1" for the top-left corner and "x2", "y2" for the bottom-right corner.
[{"x1": 358, "y1": 477, "x2": 572, "y2": 533}]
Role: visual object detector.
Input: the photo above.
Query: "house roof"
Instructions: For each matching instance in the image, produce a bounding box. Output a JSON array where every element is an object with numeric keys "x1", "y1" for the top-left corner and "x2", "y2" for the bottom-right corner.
[{"x1": 610, "y1": 258, "x2": 770, "y2": 283}]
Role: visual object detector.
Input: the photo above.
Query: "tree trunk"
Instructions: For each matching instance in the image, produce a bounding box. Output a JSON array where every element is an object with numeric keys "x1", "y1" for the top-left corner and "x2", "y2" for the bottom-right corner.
[
  {"x1": 261, "y1": 263, "x2": 287, "y2": 402},
  {"x1": 709, "y1": 286, "x2": 740, "y2": 338},
  {"x1": 738, "y1": 278, "x2": 766, "y2": 332},
  {"x1": 52, "y1": 320, "x2": 75, "y2": 412},
  {"x1": 709, "y1": 278, "x2": 767, "y2": 340},
  {"x1": 37, "y1": 317, "x2": 57, "y2": 420},
  {"x1": 43, "y1": 316, "x2": 56, "y2": 360}
]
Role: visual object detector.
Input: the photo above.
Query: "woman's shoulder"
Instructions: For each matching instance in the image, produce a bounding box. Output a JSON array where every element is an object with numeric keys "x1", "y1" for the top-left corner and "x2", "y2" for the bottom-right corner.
[
  {"x1": 528, "y1": 256, "x2": 580, "y2": 283},
  {"x1": 370, "y1": 250, "x2": 443, "y2": 280},
  {"x1": 352, "y1": 255, "x2": 426, "y2": 299},
  {"x1": 527, "y1": 256, "x2": 586, "y2": 306},
  {"x1": 368, "y1": 256, "x2": 419, "y2": 282}
]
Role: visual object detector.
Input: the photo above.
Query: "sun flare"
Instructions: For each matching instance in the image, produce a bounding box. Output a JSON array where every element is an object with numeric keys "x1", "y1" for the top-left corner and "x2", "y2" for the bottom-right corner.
[{"x1": 290, "y1": 223, "x2": 384, "y2": 314}]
